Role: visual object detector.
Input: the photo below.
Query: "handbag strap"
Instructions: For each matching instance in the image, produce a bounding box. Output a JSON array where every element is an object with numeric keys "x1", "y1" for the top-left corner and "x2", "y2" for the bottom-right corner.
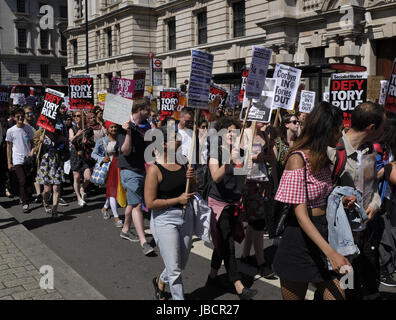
[{"x1": 290, "y1": 151, "x2": 312, "y2": 217}]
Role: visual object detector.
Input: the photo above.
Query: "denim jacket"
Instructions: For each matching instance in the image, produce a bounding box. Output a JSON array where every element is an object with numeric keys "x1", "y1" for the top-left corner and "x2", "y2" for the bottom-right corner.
[
  {"x1": 91, "y1": 136, "x2": 110, "y2": 165},
  {"x1": 326, "y1": 186, "x2": 369, "y2": 268}
]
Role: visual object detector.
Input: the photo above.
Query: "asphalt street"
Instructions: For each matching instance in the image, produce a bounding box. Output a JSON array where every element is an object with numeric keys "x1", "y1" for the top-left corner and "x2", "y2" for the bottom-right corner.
[{"x1": 1, "y1": 183, "x2": 396, "y2": 300}]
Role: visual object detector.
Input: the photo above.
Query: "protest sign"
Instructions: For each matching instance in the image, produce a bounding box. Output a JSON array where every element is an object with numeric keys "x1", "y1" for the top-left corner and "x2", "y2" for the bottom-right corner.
[
  {"x1": 240, "y1": 78, "x2": 277, "y2": 123},
  {"x1": 11, "y1": 93, "x2": 26, "y2": 106},
  {"x1": 110, "y1": 78, "x2": 135, "y2": 99},
  {"x1": 330, "y1": 72, "x2": 367, "y2": 127},
  {"x1": 174, "y1": 95, "x2": 187, "y2": 120},
  {"x1": 133, "y1": 70, "x2": 146, "y2": 99},
  {"x1": 273, "y1": 64, "x2": 302, "y2": 111},
  {"x1": 159, "y1": 88, "x2": 180, "y2": 120},
  {"x1": 384, "y1": 58, "x2": 396, "y2": 113},
  {"x1": 299, "y1": 90, "x2": 316, "y2": 113},
  {"x1": 323, "y1": 92, "x2": 330, "y2": 102},
  {"x1": 379, "y1": 80, "x2": 388, "y2": 105},
  {"x1": 37, "y1": 88, "x2": 64, "y2": 132},
  {"x1": 64, "y1": 96, "x2": 70, "y2": 109},
  {"x1": 98, "y1": 91, "x2": 107, "y2": 107},
  {"x1": 367, "y1": 76, "x2": 385, "y2": 102},
  {"x1": 239, "y1": 67, "x2": 249, "y2": 102},
  {"x1": 188, "y1": 50, "x2": 214, "y2": 109},
  {"x1": 69, "y1": 74, "x2": 94, "y2": 110},
  {"x1": 227, "y1": 87, "x2": 240, "y2": 109},
  {"x1": 152, "y1": 59, "x2": 163, "y2": 86},
  {"x1": 103, "y1": 93, "x2": 133, "y2": 125},
  {"x1": 0, "y1": 85, "x2": 9, "y2": 112},
  {"x1": 208, "y1": 84, "x2": 228, "y2": 109},
  {"x1": 245, "y1": 46, "x2": 272, "y2": 100}
]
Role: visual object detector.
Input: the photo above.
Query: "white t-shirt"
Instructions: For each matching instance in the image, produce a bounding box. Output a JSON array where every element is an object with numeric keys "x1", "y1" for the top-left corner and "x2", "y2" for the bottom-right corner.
[
  {"x1": 5, "y1": 124, "x2": 34, "y2": 166},
  {"x1": 178, "y1": 128, "x2": 193, "y2": 159}
]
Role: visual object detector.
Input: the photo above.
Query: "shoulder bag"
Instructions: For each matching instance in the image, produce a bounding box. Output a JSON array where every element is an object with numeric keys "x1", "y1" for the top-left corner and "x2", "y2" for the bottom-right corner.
[{"x1": 90, "y1": 138, "x2": 111, "y2": 187}]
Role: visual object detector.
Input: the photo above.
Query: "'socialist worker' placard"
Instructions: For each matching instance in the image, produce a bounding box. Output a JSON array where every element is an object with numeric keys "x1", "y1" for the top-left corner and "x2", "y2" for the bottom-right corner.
[
  {"x1": 245, "y1": 46, "x2": 272, "y2": 100},
  {"x1": 69, "y1": 74, "x2": 94, "y2": 110},
  {"x1": 299, "y1": 90, "x2": 316, "y2": 114},
  {"x1": 37, "y1": 88, "x2": 65, "y2": 132},
  {"x1": 209, "y1": 84, "x2": 228, "y2": 109},
  {"x1": 188, "y1": 50, "x2": 214, "y2": 109},
  {"x1": 240, "y1": 78, "x2": 277, "y2": 123},
  {"x1": 160, "y1": 88, "x2": 180, "y2": 120},
  {"x1": 384, "y1": 58, "x2": 396, "y2": 113},
  {"x1": 273, "y1": 64, "x2": 302, "y2": 111},
  {"x1": 330, "y1": 72, "x2": 367, "y2": 128}
]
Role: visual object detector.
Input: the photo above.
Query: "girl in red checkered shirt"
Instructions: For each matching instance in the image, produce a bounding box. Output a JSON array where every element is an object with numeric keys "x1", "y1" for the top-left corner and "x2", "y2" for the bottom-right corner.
[{"x1": 273, "y1": 102, "x2": 356, "y2": 300}]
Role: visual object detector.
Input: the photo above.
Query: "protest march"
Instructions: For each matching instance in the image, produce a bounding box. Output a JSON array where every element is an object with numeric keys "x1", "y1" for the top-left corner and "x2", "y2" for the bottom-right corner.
[{"x1": 1, "y1": 42, "x2": 396, "y2": 304}]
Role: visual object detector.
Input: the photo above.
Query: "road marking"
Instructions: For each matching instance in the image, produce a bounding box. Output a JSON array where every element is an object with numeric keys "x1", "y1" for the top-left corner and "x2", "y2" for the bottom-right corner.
[{"x1": 146, "y1": 229, "x2": 314, "y2": 300}]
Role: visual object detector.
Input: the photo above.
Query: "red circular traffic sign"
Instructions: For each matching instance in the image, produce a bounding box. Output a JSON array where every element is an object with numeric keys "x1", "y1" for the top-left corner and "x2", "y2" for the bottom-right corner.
[{"x1": 154, "y1": 59, "x2": 162, "y2": 68}]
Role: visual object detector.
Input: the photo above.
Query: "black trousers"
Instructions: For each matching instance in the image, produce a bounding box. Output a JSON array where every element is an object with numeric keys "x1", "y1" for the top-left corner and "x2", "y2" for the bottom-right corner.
[
  {"x1": 14, "y1": 165, "x2": 32, "y2": 205},
  {"x1": 210, "y1": 205, "x2": 242, "y2": 283}
]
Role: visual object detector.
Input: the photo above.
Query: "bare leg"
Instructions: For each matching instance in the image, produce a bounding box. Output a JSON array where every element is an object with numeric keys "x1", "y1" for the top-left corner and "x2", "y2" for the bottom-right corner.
[
  {"x1": 82, "y1": 168, "x2": 91, "y2": 191},
  {"x1": 52, "y1": 185, "x2": 60, "y2": 212},
  {"x1": 73, "y1": 171, "x2": 82, "y2": 202},
  {"x1": 122, "y1": 205, "x2": 133, "y2": 234},
  {"x1": 131, "y1": 204, "x2": 148, "y2": 246},
  {"x1": 43, "y1": 184, "x2": 51, "y2": 204}
]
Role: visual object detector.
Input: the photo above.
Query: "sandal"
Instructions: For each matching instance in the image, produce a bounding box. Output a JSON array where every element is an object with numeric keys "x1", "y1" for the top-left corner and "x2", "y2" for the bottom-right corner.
[
  {"x1": 152, "y1": 277, "x2": 166, "y2": 300},
  {"x1": 43, "y1": 201, "x2": 52, "y2": 214}
]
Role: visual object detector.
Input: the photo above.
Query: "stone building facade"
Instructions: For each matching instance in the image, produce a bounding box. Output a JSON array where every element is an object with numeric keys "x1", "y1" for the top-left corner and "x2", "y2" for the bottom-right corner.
[
  {"x1": 0, "y1": 0, "x2": 68, "y2": 85},
  {"x1": 65, "y1": 0, "x2": 396, "y2": 99}
]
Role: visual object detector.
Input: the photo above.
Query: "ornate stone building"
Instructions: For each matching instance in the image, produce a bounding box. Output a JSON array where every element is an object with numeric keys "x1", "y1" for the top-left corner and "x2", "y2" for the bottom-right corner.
[
  {"x1": 65, "y1": 0, "x2": 396, "y2": 98},
  {"x1": 0, "y1": 0, "x2": 68, "y2": 85}
]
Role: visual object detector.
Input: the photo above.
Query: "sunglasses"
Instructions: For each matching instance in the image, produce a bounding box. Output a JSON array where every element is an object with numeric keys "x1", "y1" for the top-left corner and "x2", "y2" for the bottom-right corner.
[
  {"x1": 200, "y1": 126, "x2": 208, "y2": 129},
  {"x1": 16, "y1": 115, "x2": 25, "y2": 119},
  {"x1": 74, "y1": 115, "x2": 81, "y2": 118},
  {"x1": 287, "y1": 120, "x2": 300, "y2": 125}
]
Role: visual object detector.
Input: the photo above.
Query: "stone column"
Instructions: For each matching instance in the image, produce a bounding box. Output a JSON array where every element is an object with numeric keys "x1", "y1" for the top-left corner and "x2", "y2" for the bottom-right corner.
[
  {"x1": 340, "y1": 34, "x2": 360, "y2": 64},
  {"x1": 325, "y1": 36, "x2": 342, "y2": 63}
]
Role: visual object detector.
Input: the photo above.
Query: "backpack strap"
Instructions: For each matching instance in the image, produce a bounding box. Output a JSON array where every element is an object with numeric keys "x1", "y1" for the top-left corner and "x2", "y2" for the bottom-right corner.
[{"x1": 331, "y1": 138, "x2": 347, "y2": 184}]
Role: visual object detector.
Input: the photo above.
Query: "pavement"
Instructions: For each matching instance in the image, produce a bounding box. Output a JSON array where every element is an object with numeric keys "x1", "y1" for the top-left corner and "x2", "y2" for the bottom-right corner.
[{"x1": 1, "y1": 184, "x2": 396, "y2": 300}]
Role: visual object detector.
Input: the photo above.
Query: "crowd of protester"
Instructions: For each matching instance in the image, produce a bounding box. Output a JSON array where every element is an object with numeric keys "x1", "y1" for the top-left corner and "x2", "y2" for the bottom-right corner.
[{"x1": 1, "y1": 86, "x2": 396, "y2": 302}]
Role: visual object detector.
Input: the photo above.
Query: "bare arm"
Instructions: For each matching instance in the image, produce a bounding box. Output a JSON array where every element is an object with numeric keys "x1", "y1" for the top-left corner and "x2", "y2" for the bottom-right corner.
[
  {"x1": 120, "y1": 122, "x2": 132, "y2": 156},
  {"x1": 7, "y1": 142, "x2": 13, "y2": 170},
  {"x1": 209, "y1": 159, "x2": 231, "y2": 184}
]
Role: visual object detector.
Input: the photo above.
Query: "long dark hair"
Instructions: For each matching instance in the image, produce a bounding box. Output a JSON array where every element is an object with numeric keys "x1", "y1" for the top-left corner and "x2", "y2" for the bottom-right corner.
[{"x1": 288, "y1": 102, "x2": 343, "y2": 173}]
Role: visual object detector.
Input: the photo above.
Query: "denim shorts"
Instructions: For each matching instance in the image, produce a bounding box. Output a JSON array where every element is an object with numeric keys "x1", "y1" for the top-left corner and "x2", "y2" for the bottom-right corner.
[{"x1": 120, "y1": 169, "x2": 145, "y2": 206}]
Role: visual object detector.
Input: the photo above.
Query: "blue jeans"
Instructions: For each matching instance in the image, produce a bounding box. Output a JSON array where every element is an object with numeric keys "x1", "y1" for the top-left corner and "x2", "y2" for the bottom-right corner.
[
  {"x1": 150, "y1": 207, "x2": 194, "y2": 300},
  {"x1": 120, "y1": 169, "x2": 145, "y2": 206}
]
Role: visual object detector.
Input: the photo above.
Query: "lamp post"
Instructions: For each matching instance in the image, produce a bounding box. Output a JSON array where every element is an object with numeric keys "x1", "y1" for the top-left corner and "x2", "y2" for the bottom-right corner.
[{"x1": 85, "y1": 0, "x2": 89, "y2": 74}]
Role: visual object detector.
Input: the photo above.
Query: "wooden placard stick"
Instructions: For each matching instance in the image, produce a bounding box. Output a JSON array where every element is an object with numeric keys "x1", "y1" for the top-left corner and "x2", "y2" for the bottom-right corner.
[
  {"x1": 239, "y1": 98, "x2": 252, "y2": 146},
  {"x1": 184, "y1": 108, "x2": 200, "y2": 205},
  {"x1": 36, "y1": 129, "x2": 46, "y2": 166},
  {"x1": 273, "y1": 107, "x2": 281, "y2": 128}
]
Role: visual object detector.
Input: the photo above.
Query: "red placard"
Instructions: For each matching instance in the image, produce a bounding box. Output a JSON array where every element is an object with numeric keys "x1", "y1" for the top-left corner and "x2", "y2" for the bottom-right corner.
[
  {"x1": 384, "y1": 58, "x2": 396, "y2": 113},
  {"x1": 37, "y1": 88, "x2": 64, "y2": 132},
  {"x1": 239, "y1": 68, "x2": 249, "y2": 102},
  {"x1": 160, "y1": 89, "x2": 180, "y2": 120},
  {"x1": 68, "y1": 74, "x2": 94, "y2": 110}
]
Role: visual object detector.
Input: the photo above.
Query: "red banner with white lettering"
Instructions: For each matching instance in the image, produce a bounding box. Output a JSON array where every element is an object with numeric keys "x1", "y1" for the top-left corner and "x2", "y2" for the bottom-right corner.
[
  {"x1": 68, "y1": 74, "x2": 94, "y2": 110},
  {"x1": 160, "y1": 89, "x2": 180, "y2": 120},
  {"x1": 37, "y1": 88, "x2": 64, "y2": 132},
  {"x1": 385, "y1": 58, "x2": 396, "y2": 113}
]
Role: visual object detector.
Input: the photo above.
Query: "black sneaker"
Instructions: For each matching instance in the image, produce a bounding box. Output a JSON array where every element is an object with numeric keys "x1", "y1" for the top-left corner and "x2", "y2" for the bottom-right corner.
[
  {"x1": 120, "y1": 230, "x2": 139, "y2": 242},
  {"x1": 237, "y1": 287, "x2": 258, "y2": 300},
  {"x1": 379, "y1": 274, "x2": 396, "y2": 287},
  {"x1": 34, "y1": 194, "x2": 42, "y2": 203},
  {"x1": 58, "y1": 198, "x2": 68, "y2": 206},
  {"x1": 141, "y1": 242, "x2": 154, "y2": 255},
  {"x1": 258, "y1": 263, "x2": 276, "y2": 279}
]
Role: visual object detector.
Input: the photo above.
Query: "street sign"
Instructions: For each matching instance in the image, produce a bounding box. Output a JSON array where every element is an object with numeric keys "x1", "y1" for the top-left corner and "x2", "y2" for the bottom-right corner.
[{"x1": 152, "y1": 58, "x2": 163, "y2": 86}]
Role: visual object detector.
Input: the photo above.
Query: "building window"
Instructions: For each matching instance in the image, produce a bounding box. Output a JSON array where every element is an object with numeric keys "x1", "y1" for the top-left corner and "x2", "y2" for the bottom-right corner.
[
  {"x1": 60, "y1": 6, "x2": 68, "y2": 18},
  {"x1": 61, "y1": 66, "x2": 68, "y2": 79},
  {"x1": 197, "y1": 11, "x2": 207, "y2": 45},
  {"x1": 40, "y1": 30, "x2": 49, "y2": 53},
  {"x1": 107, "y1": 28, "x2": 112, "y2": 57},
  {"x1": 17, "y1": 0, "x2": 25, "y2": 13},
  {"x1": 72, "y1": 40, "x2": 78, "y2": 65},
  {"x1": 17, "y1": 29, "x2": 27, "y2": 52},
  {"x1": 233, "y1": 1, "x2": 245, "y2": 38},
  {"x1": 168, "y1": 20, "x2": 176, "y2": 50},
  {"x1": 41, "y1": 65, "x2": 49, "y2": 79},
  {"x1": 60, "y1": 34, "x2": 67, "y2": 54},
  {"x1": 18, "y1": 64, "x2": 28, "y2": 78},
  {"x1": 233, "y1": 60, "x2": 245, "y2": 72},
  {"x1": 307, "y1": 47, "x2": 328, "y2": 101},
  {"x1": 168, "y1": 69, "x2": 176, "y2": 88},
  {"x1": 75, "y1": 0, "x2": 83, "y2": 19}
]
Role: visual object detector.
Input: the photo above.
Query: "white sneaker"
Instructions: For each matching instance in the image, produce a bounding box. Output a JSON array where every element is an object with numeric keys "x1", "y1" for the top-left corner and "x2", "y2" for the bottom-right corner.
[
  {"x1": 114, "y1": 219, "x2": 123, "y2": 228},
  {"x1": 78, "y1": 200, "x2": 87, "y2": 207}
]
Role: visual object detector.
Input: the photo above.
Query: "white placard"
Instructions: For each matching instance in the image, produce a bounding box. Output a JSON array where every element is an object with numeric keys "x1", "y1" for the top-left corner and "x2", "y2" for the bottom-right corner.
[
  {"x1": 245, "y1": 46, "x2": 272, "y2": 99},
  {"x1": 379, "y1": 80, "x2": 388, "y2": 105},
  {"x1": 323, "y1": 92, "x2": 330, "y2": 102},
  {"x1": 273, "y1": 64, "x2": 302, "y2": 110},
  {"x1": 299, "y1": 90, "x2": 316, "y2": 113},
  {"x1": 188, "y1": 50, "x2": 214, "y2": 109},
  {"x1": 103, "y1": 93, "x2": 133, "y2": 125},
  {"x1": 240, "y1": 78, "x2": 277, "y2": 123}
]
